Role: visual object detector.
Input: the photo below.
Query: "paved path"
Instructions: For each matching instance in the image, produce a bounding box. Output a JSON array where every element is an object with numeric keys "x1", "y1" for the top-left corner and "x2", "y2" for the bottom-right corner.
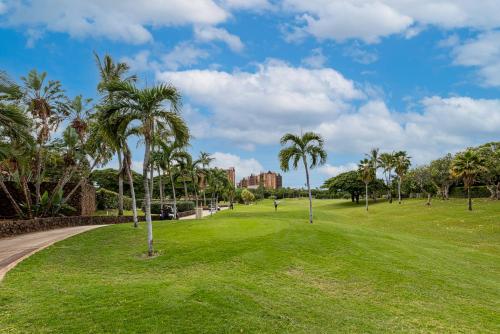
[
  {"x1": 180, "y1": 207, "x2": 229, "y2": 220},
  {"x1": 0, "y1": 225, "x2": 105, "y2": 281}
]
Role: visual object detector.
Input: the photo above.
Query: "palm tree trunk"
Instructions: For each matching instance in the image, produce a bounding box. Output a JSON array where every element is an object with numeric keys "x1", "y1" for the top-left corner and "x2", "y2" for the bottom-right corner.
[
  {"x1": 468, "y1": 187, "x2": 472, "y2": 211},
  {"x1": 158, "y1": 168, "x2": 164, "y2": 210},
  {"x1": 117, "y1": 149, "x2": 124, "y2": 216},
  {"x1": 0, "y1": 179, "x2": 24, "y2": 218},
  {"x1": 203, "y1": 190, "x2": 206, "y2": 207},
  {"x1": 149, "y1": 161, "x2": 154, "y2": 200},
  {"x1": 143, "y1": 137, "x2": 154, "y2": 256},
  {"x1": 34, "y1": 146, "x2": 43, "y2": 206},
  {"x1": 125, "y1": 158, "x2": 138, "y2": 228},
  {"x1": 303, "y1": 156, "x2": 313, "y2": 224},
  {"x1": 183, "y1": 179, "x2": 188, "y2": 199},
  {"x1": 365, "y1": 182, "x2": 369, "y2": 211},
  {"x1": 169, "y1": 168, "x2": 178, "y2": 219},
  {"x1": 398, "y1": 176, "x2": 402, "y2": 204}
]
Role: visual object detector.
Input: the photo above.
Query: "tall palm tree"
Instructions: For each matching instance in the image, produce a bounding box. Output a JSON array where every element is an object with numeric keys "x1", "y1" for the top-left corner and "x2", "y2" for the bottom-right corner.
[
  {"x1": 94, "y1": 53, "x2": 137, "y2": 216},
  {"x1": 198, "y1": 151, "x2": 214, "y2": 206},
  {"x1": 21, "y1": 69, "x2": 68, "y2": 206},
  {"x1": 394, "y1": 151, "x2": 411, "y2": 204},
  {"x1": 106, "y1": 81, "x2": 188, "y2": 256},
  {"x1": 451, "y1": 149, "x2": 486, "y2": 211},
  {"x1": 378, "y1": 152, "x2": 395, "y2": 203},
  {"x1": 279, "y1": 132, "x2": 327, "y2": 224},
  {"x1": 358, "y1": 158, "x2": 375, "y2": 211}
]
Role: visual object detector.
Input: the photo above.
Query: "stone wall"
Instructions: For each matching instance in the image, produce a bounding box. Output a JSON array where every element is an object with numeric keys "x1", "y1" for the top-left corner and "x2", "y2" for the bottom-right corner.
[{"x1": 0, "y1": 214, "x2": 162, "y2": 238}]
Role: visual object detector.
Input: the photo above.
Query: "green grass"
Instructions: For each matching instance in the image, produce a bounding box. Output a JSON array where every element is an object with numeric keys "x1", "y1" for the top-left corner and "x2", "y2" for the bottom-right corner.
[{"x1": 1, "y1": 198, "x2": 499, "y2": 333}]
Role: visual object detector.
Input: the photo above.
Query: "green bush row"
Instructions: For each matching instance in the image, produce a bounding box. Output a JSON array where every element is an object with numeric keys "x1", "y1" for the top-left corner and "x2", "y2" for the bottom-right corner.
[
  {"x1": 96, "y1": 188, "x2": 133, "y2": 210},
  {"x1": 449, "y1": 186, "x2": 490, "y2": 198},
  {"x1": 147, "y1": 200, "x2": 195, "y2": 214}
]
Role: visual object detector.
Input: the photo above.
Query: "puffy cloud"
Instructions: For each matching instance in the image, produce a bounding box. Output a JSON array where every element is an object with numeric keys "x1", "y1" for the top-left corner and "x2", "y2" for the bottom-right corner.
[
  {"x1": 319, "y1": 163, "x2": 357, "y2": 177},
  {"x1": 450, "y1": 31, "x2": 500, "y2": 87},
  {"x1": 210, "y1": 152, "x2": 264, "y2": 181},
  {"x1": 282, "y1": 0, "x2": 500, "y2": 43},
  {"x1": 301, "y1": 48, "x2": 327, "y2": 68},
  {"x1": 194, "y1": 26, "x2": 244, "y2": 52},
  {"x1": 221, "y1": 0, "x2": 272, "y2": 11},
  {"x1": 0, "y1": 0, "x2": 228, "y2": 44},
  {"x1": 343, "y1": 43, "x2": 378, "y2": 64},
  {"x1": 157, "y1": 60, "x2": 500, "y2": 166},
  {"x1": 157, "y1": 60, "x2": 364, "y2": 147}
]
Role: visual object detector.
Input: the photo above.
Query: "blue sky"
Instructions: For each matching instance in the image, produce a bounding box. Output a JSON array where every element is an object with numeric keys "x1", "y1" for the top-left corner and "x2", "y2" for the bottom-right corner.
[{"x1": 1, "y1": 1, "x2": 499, "y2": 187}]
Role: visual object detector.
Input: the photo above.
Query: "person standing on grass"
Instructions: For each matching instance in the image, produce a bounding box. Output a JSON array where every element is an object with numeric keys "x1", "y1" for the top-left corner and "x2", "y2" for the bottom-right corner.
[{"x1": 274, "y1": 199, "x2": 279, "y2": 212}]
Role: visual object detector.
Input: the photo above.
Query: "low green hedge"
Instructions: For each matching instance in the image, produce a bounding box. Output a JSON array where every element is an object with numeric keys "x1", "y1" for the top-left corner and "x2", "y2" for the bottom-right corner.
[
  {"x1": 449, "y1": 186, "x2": 490, "y2": 198},
  {"x1": 96, "y1": 189, "x2": 133, "y2": 210},
  {"x1": 147, "y1": 200, "x2": 195, "y2": 214}
]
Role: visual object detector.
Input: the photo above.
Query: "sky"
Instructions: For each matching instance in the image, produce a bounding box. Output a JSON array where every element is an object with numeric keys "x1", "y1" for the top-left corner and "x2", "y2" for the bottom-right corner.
[{"x1": 1, "y1": 0, "x2": 499, "y2": 188}]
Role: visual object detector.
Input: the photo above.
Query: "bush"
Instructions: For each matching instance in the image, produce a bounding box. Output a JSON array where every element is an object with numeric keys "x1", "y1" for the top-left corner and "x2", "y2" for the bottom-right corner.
[
  {"x1": 449, "y1": 186, "x2": 490, "y2": 198},
  {"x1": 147, "y1": 200, "x2": 195, "y2": 214},
  {"x1": 241, "y1": 189, "x2": 255, "y2": 204},
  {"x1": 96, "y1": 188, "x2": 132, "y2": 210}
]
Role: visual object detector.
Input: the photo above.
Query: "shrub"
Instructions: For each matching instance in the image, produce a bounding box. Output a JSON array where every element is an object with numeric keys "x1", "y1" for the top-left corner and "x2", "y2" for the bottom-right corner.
[
  {"x1": 96, "y1": 188, "x2": 132, "y2": 210},
  {"x1": 449, "y1": 186, "x2": 490, "y2": 198},
  {"x1": 147, "y1": 200, "x2": 195, "y2": 214},
  {"x1": 241, "y1": 189, "x2": 255, "y2": 204}
]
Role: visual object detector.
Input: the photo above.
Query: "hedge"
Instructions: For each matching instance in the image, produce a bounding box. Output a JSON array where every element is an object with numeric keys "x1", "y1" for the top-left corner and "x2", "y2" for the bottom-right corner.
[
  {"x1": 449, "y1": 186, "x2": 490, "y2": 198},
  {"x1": 96, "y1": 188, "x2": 133, "y2": 210},
  {"x1": 147, "y1": 200, "x2": 195, "y2": 214}
]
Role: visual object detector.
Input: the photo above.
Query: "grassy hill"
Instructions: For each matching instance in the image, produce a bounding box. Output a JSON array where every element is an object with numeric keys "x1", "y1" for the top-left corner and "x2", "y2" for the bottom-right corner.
[{"x1": 1, "y1": 198, "x2": 499, "y2": 333}]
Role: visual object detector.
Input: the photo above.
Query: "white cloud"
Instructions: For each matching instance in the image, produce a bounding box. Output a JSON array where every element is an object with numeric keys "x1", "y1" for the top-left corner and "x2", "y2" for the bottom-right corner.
[
  {"x1": 210, "y1": 152, "x2": 264, "y2": 181},
  {"x1": 282, "y1": 0, "x2": 500, "y2": 43},
  {"x1": 121, "y1": 42, "x2": 210, "y2": 73},
  {"x1": 157, "y1": 60, "x2": 500, "y2": 166},
  {"x1": 162, "y1": 42, "x2": 210, "y2": 70},
  {"x1": 1, "y1": 0, "x2": 229, "y2": 44},
  {"x1": 221, "y1": 0, "x2": 272, "y2": 11},
  {"x1": 194, "y1": 26, "x2": 244, "y2": 52},
  {"x1": 301, "y1": 48, "x2": 327, "y2": 68},
  {"x1": 450, "y1": 31, "x2": 500, "y2": 87},
  {"x1": 343, "y1": 43, "x2": 378, "y2": 64},
  {"x1": 319, "y1": 163, "x2": 357, "y2": 177},
  {"x1": 0, "y1": 1, "x2": 6, "y2": 15},
  {"x1": 157, "y1": 60, "x2": 364, "y2": 147}
]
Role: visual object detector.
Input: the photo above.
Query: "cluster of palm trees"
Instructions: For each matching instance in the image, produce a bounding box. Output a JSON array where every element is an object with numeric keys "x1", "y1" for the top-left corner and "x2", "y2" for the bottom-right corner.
[
  {"x1": 1, "y1": 54, "x2": 218, "y2": 256},
  {"x1": 358, "y1": 149, "x2": 412, "y2": 210},
  {"x1": 356, "y1": 143, "x2": 499, "y2": 211}
]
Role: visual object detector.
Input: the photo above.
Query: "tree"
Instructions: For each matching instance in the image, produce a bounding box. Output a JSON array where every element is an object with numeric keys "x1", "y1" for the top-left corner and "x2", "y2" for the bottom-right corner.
[
  {"x1": 429, "y1": 154, "x2": 453, "y2": 200},
  {"x1": 324, "y1": 171, "x2": 363, "y2": 203},
  {"x1": 279, "y1": 132, "x2": 327, "y2": 224},
  {"x1": 94, "y1": 53, "x2": 136, "y2": 216},
  {"x1": 198, "y1": 152, "x2": 214, "y2": 206},
  {"x1": 451, "y1": 149, "x2": 487, "y2": 211},
  {"x1": 358, "y1": 158, "x2": 375, "y2": 211},
  {"x1": 21, "y1": 69, "x2": 68, "y2": 207},
  {"x1": 378, "y1": 152, "x2": 395, "y2": 203},
  {"x1": 394, "y1": 151, "x2": 411, "y2": 204},
  {"x1": 404, "y1": 166, "x2": 436, "y2": 205},
  {"x1": 476, "y1": 142, "x2": 500, "y2": 200},
  {"x1": 106, "y1": 81, "x2": 188, "y2": 256},
  {"x1": 207, "y1": 168, "x2": 230, "y2": 208},
  {"x1": 241, "y1": 188, "x2": 255, "y2": 204}
]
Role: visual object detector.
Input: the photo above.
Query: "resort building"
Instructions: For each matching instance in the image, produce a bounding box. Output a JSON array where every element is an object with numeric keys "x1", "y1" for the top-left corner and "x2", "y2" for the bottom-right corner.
[
  {"x1": 226, "y1": 167, "x2": 236, "y2": 187},
  {"x1": 238, "y1": 171, "x2": 283, "y2": 190}
]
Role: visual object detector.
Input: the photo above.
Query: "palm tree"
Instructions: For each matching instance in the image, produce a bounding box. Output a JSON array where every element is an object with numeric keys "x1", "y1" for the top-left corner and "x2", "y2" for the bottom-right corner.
[
  {"x1": 451, "y1": 149, "x2": 486, "y2": 211},
  {"x1": 94, "y1": 53, "x2": 137, "y2": 216},
  {"x1": 198, "y1": 152, "x2": 214, "y2": 206},
  {"x1": 156, "y1": 140, "x2": 186, "y2": 218},
  {"x1": 21, "y1": 69, "x2": 68, "y2": 206},
  {"x1": 207, "y1": 168, "x2": 230, "y2": 209},
  {"x1": 106, "y1": 81, "x2": 188, "y2": 256},
  {"x1": 279, "y1": 132, "x2": 327, "y2": 224},
  {"x1": 358, "y1": 158, "x2": 375, "y2": 211},
  {"x1": 394, "y1": 151, "x2": 411, "y2": 204},
  {"x1": 378, "y1": 152, "x2": 395, "y2": 203}
]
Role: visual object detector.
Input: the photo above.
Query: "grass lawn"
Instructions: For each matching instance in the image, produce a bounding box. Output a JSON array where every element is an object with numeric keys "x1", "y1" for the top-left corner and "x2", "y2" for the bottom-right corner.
[{"x1": 1, "y1": 198, "x2": 499, "y2": 333}]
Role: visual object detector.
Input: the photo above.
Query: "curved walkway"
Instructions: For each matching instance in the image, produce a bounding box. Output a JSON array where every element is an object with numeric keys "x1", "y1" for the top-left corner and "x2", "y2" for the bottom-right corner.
[{"x1": 0, "y1": 225, "x2": 105, "y2": 281}]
